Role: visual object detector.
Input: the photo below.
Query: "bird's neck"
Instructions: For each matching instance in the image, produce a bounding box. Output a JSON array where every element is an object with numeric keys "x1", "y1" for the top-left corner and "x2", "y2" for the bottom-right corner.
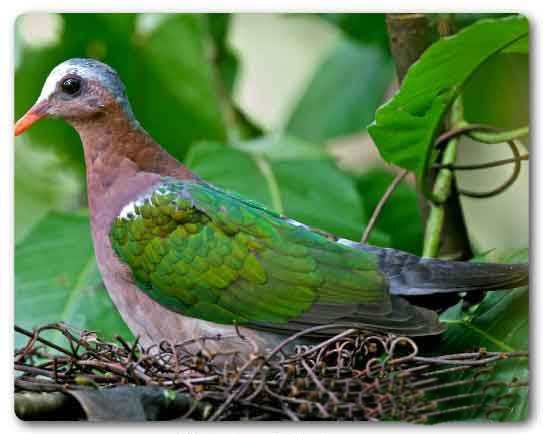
[{"x1": 70, "y1": 109, "x2": 197, "y2": 202}]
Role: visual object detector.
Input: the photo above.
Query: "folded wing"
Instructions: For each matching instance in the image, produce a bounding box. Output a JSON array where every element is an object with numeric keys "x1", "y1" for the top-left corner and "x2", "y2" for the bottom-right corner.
[{"x1": 109, "y1": 178, "x2": 443, "y2": 335}]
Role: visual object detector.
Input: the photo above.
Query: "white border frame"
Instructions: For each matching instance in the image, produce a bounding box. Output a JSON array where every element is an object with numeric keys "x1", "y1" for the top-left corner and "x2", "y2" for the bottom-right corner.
[{"x1": 2, "y1": 2, "x2": 540, "y2": 433}]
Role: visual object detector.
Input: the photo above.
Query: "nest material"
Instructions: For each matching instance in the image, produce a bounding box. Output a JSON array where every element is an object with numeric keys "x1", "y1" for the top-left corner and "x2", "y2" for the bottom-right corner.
[{"x1": 14, "y1": 323, "x2": 527, "y2": 422}]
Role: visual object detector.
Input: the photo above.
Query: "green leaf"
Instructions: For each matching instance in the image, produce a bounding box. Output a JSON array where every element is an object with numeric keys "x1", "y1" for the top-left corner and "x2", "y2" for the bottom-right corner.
[
  {"x1": 15, "y1": 211, "x2": 133, "y2": 347},
  {"x1": 355, "y1": 168, "x2": 423, "y2": 254},
  {"x1": 433, "y1": 248, "x2": 529, "y2": 422},
  {"x1": 501, "y1": 35, "x2": 528, "y2": 54},
  {"x1": 463, "y1": 53, "x2": 529, "y2": 131},
  {"x1": 186, "y1": 138, "x2": 388, "y2": 244},
  {"x1": 233, "y1": 134, "x2": 326, "y2": 160},
  {"x1": 451, "y1": 13, "x2": 518, "y2": 31},
  {"x1": 136, "y1": 14, "x2": 227, "y2": 159},
  {"x1": 368, "y1": 15, "x2": 529, "y2": 184},
  {"x1": 287, "y1": 39, "x2": 393, "y2": 143},
  {"x1": 15, "y1": 137, "x2": 82, "y2": 243}
]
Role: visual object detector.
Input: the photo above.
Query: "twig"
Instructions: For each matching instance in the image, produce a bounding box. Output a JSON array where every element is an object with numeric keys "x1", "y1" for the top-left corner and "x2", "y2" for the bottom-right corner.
[
  {"x1": 15, "y1": 324, "x2": 74, "y2": 358},
  {"x1": 435, "y1": 123, "x2": 496, "y2": 148},
  {"x1": 361, "y1": 169, "x2": 409, "y2": 244},
  {"x1": 300, "y1": 359, "x2": 340, "y2": 404},
  {"x1": 457, "y1": 140, "x2": 523, "y2": 198},
  {"x1": 433, "y1": 153, "x2": 529, "y2": 171}
]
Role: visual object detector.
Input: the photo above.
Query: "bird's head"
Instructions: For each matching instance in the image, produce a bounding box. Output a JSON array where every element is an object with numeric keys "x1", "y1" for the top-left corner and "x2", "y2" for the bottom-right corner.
[{"x1": 15, "y1": 58, "x2": 135, "y2": 136}]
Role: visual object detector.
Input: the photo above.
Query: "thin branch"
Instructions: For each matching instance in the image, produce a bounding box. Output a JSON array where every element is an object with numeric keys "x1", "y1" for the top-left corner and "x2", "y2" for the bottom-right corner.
[
  {"x1": 361, "y1": 169, "x2": 409, "y2": 244},
  {"x1": 15, "y1": 324, "x2": 74, "y2": 358},
  {"x1": 433, "y1": 153, "x2": 529, "y2": 171},
  {"x1": 435, "y1": 123, "x2": 497, "y2": 149}
]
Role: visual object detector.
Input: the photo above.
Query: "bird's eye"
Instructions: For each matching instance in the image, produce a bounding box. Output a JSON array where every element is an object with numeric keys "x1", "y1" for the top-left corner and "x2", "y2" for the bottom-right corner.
[{"x1": 61, "y1": 77, "x2": 81, "y2": 95}]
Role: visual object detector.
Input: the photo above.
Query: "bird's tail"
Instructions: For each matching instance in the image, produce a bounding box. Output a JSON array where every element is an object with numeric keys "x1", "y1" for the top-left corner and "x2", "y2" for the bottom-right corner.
[{"x1": 359, "y1": 246, "x2": 529, "y2": 296}]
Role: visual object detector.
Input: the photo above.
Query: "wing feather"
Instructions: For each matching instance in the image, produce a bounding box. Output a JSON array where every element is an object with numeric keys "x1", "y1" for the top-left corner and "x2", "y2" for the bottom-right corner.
[{"x1": 110, "y1": 179, "x2": 412, "y2": 330}]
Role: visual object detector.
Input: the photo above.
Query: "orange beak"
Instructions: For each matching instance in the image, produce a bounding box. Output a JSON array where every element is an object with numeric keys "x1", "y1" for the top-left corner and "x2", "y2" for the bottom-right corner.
[{"x1": 14, "y1": 100, "x2": 50, "y2": 136}]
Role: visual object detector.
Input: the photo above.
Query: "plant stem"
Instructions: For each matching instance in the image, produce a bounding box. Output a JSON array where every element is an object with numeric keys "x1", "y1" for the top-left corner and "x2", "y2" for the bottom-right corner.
[
  {"x1": 381, "y1": 13, "x2": 435, "y2": 244},
  {"x1": 385, "y1": 13, "x2": 472, "y2": 260},
  {"x1": 422, "y1": 15, "x2": 472, "y2": 260},
  {"x1": 385, "y1": 14, "x2": 433, "y2": 83},
  {"x1": 423, "y1": 97, "x2": 464, "y2": 258},
  {"x1": 433, "y1": 153, "x2": 529, "y2": 171},
  {"x1": 432, "y1": 127, "x2": 459, "y2": 205},
  {"x1": 467, "y1": 126, "x2": 529, "y2": 144},
  {"x1": 423, "y1": 205, "x2": 445, "y2": 259}
]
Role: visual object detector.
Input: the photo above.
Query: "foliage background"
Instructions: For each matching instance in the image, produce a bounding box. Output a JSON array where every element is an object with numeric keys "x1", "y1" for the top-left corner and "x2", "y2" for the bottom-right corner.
[{"x1": 14, "y1": 13, "x2": 529, "y2": 421}]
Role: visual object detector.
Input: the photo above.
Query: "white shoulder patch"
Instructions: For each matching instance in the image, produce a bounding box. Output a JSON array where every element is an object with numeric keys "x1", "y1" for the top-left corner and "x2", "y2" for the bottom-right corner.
[
  {"x1": 285, "y1": 218, "x2": 310, "y2": 230},
  {"x1": 337, "y1": 238, "x2": 359, "y2": 248}
]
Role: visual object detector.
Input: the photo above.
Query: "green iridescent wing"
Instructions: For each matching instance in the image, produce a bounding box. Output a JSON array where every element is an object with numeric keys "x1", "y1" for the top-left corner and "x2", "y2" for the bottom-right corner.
[{"x1": 109, "y1": 178, "x2": 389, "y2": 326}]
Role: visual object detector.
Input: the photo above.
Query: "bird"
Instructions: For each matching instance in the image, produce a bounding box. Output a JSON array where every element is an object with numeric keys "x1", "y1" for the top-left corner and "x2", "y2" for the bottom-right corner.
[{"x1": 15, "y1": 58, "x2": 528, "y2": 359}]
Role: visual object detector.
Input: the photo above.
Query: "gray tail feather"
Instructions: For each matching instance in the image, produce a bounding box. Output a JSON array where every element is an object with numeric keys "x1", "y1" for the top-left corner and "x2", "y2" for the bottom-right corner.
[{"x1": 359, "y1": 246, "x2": 529, "y2": 296}]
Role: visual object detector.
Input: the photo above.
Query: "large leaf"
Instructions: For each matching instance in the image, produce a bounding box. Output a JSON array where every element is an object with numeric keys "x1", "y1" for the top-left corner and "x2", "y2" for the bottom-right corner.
[
  {"x1": 135, "y1": 14, "x2": 227, "y2": 159},
  {"x1": 186, "y1": 137, "x2": 388, "y2": 244},
  {"x1": 355, "y1": 168, "x2": 423, "y2": 254},
  {"x1": 15, "y1": 137, "x2": 82, "y2": 243},
  {"x1": 432, "y1": 248, "x2": 529, "y2": 422},
  {"x1": 15, "y1": 211, "x2": 133, "y2": 347},
  {"x1": 452, "y1": 13, "x2": 518, "y2": 31},
  {"x1": 286, "y1": 39, "x2": 393, "y2": 143},
  {"x1": 15, "y1": 13, "x2": 231, "y2": 169},
  {"x1": 368, "y1": 15, "x2": 528, "y2": 184},
  {"x1": 463, "y1": 53, "x2": 529, "y2": 132}
]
